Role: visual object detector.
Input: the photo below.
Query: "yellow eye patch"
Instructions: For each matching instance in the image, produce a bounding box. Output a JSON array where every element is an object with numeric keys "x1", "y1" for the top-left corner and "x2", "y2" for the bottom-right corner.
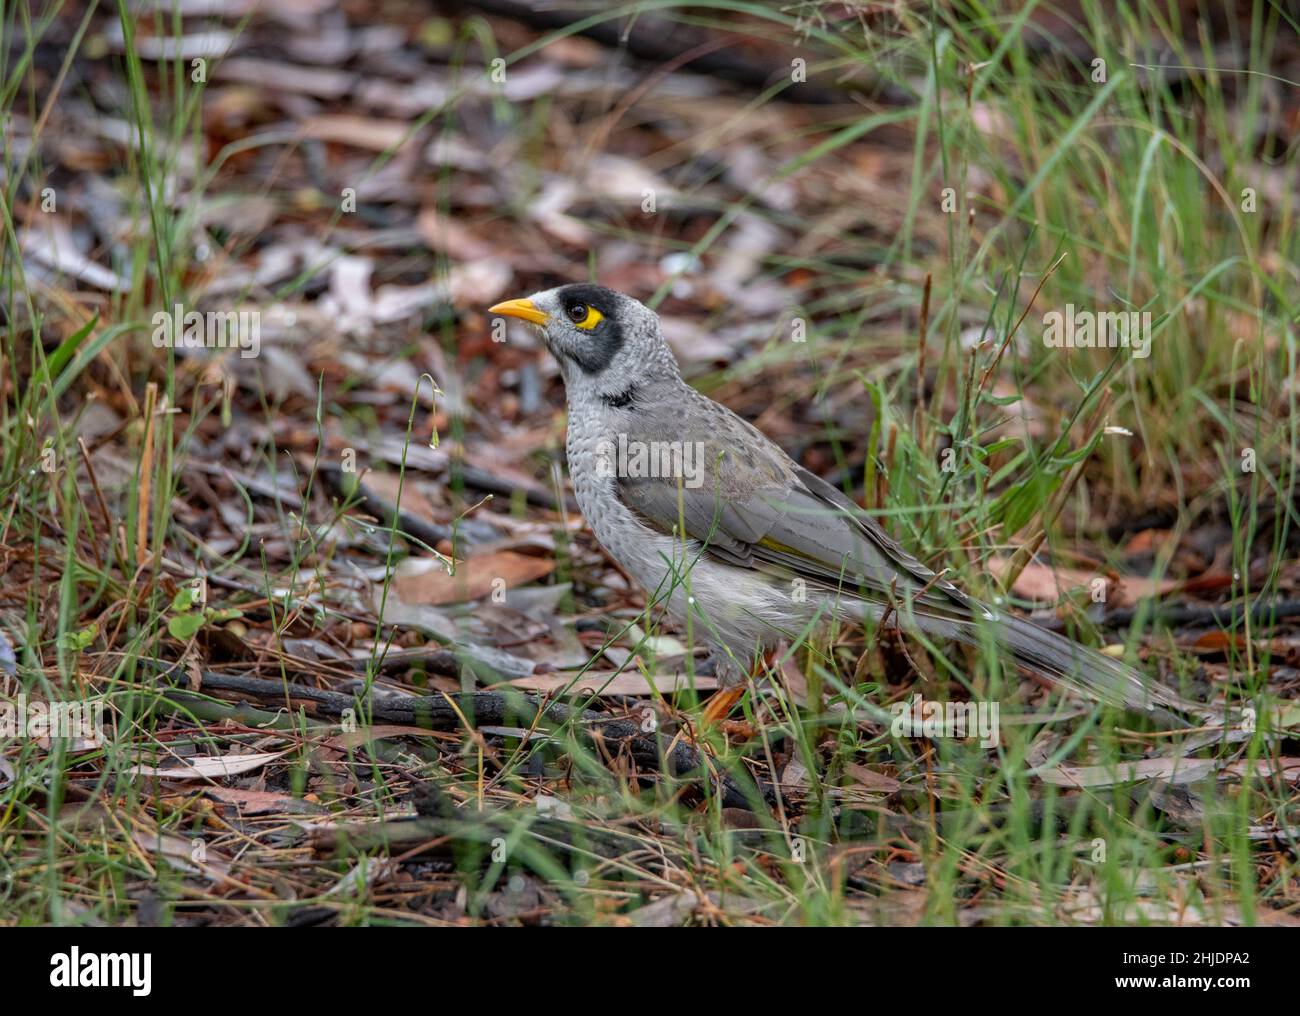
[{"x1": 567, "y1": 304, "x2": 605, "y2": 330}]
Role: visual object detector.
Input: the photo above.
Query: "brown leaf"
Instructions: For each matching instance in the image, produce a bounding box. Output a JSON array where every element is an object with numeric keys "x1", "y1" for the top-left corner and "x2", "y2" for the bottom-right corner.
[
  {"x1": 362, "y1": 471, "x2": 441, "y2": 527},
  {"x1": 1180, "y1": 571, "x2": 1235, "y2": 595},
  {"x1": 842, "y1": 762, "x2": 902, "y2": 794},
  {"x1": 1120, "y1": 528, "x2": 1171, "y2": 556},
  {"x1": 302, "y1": 114, "x2": 415, "y2": 151},
  {"x1": 393, "y1": 550, "x2": 553, "y2": 606},
  {"x1": 416, "y1": 207, "x2": 493, "y2": 260},
  {"x1": 989, "y1": 555, "x2": 1175, "y2": 606},
  {"x1": 204, "y1": 786, "x2": 320, "y2": 816},
  {"x1": 1189, "y1": 630, "x2": 1248, "y2": 652}
]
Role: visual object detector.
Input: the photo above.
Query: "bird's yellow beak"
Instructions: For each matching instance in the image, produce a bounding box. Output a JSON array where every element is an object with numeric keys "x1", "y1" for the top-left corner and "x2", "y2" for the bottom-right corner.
[{"x1": 488, "y1": 297, "x2": 549, "y2": 326}]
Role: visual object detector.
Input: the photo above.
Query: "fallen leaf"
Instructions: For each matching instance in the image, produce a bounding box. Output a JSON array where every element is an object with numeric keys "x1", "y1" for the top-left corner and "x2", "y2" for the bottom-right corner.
[
  {"x1": 218, "y1": 57, "x2": 355, "y2": 98},
  {"x1": 361, "y1": 471, "x2": 443, "y2": 527},
  {"x1": 132, "y1": 830, "x2": 231, "y2": 880},
  {"x1": 1188, "y1": 630, "x2": 1248, "y2": 652},
  {"x1": 989, "y1": 556, "x2": 1176, "y2": 605},
  {"x1": 781, "y1": 758, "x2": 810, "y2": 790},
  {"x1": 302, "y1": 114, "x2": 415, "y2": 151},
  {"x1": 1034, "y1": 756, "x2": 1217, "y2": 788},
  {"x1": 628, "y1": 891, "x2": 702, "y2": 928},
  {"x1": 24, "y1": 222, "x2": 132, "y2": 291},
  {"x1": 125, "y1": 750, "x2": 285, "y2": 780},
  {"x1": 1033, "y1": 755, "x2": 1300, "y2": 789},
  {"x1": 393, "y1": 551, "x2": 553, "y2": 606},
  {"x1": 204, "y1": 786, "x2": 321, "y2": 815},
  {"x1": 416, "y1": 207, "x2": 494, "y2": 260},
  {"x1": 842, "y1": 762, "x2": 902, "y2": 794},
  {"x1": 324, "y1": 857, "x2": 398, "y2": 897},
  {"x1": 1120, "y1": 528, "x2": 1172, "y2": 556},
  {"x1": 501, "y1": 669, "x2": 717, "y2": 696},
  {"x1": 325, "y1": 725, "x2": 455, "y2": 750}
]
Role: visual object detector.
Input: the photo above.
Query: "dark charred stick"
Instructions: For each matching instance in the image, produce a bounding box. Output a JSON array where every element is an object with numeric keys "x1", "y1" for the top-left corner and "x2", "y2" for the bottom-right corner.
[
  {"x1": 1039, "y1": 597, "x2": 1300, "y2": 632},
  {"x1": 336, "y1": 646, "x2": 463, "y2": 675},
  {"x1": 158, "y1": 670, "x2": 774, "y2": 810},
  {"x1": 319, "y1": 463, "x2": 454, "y2": 547},
  {"x1": 450, "y1": 460, "x2": 576, "y2": 514},
  {"x1": 307, "y1": 813, "x2": 633, "y2": 861}
]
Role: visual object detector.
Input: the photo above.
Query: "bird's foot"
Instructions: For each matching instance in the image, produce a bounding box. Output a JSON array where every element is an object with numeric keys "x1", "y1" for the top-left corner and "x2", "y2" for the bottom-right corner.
[
  {"x1": 696, "y1": 648, "x2": 778, "y2": 733},
  {"x1": 699, "y1": 686, "x2": 745, "y2": 728}
]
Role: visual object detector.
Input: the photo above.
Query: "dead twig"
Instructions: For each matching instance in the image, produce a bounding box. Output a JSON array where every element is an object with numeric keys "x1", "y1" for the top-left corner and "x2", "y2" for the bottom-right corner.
[{"x1": 154, "y1": 668, "x2": 776, "y2": 810}]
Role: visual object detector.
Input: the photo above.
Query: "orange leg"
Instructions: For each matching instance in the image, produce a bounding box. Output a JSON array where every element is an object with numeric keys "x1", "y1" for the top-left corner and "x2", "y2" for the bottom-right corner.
[
  {"x1": 697, "y1": 649, "x2": 774, "y2": 728},
  {"x1": 699, "y1": 686, "x2": 745, "y2": 727}
]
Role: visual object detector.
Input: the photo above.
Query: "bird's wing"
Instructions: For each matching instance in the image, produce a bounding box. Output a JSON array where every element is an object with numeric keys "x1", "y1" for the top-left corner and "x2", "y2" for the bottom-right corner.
[
  {"x1": 615, "y1": 429, "x2": 966, "y2": 615},
  {"x1": 614, "y1": 413, "x2": 1199, "y2": 721},
  {"x1": 619, "y1": 461, "x2": 1200, "y2": 716}
]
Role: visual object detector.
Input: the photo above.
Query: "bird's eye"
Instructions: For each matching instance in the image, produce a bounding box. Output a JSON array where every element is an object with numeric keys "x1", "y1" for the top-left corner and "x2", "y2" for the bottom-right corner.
[{"x1": 565, "y1": 303, "x2": 605, "y2": 330}]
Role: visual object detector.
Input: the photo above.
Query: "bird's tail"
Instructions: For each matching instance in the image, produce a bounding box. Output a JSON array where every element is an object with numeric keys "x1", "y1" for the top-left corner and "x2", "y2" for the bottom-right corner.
[{"x1": 896, "y1": 602, "x2": 1210, "y2": 727}]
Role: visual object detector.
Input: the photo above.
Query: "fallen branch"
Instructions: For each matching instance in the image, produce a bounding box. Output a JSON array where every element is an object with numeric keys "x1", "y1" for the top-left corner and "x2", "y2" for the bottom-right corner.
[
  {"x1": 1039, "y1": 597, "x2": 1300, "y2": 631},
  {"x1": 157, "y1": 669, "x2": 774, "y2": 810}
]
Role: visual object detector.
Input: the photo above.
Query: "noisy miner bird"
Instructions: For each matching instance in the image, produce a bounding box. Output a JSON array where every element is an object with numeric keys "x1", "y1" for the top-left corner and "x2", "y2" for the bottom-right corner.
[{"x1": 490, "y1": 284, "x2": 1197, "y2": 726}]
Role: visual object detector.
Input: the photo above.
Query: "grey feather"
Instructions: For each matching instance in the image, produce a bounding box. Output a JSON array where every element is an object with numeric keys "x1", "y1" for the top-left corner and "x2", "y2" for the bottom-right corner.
[
  {"x1": 619, "y1": 429, "x2": 1194, "y2": 721},
  {"x1": 514, "y1": 283, "x2": 1207, "y2": 722}
]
